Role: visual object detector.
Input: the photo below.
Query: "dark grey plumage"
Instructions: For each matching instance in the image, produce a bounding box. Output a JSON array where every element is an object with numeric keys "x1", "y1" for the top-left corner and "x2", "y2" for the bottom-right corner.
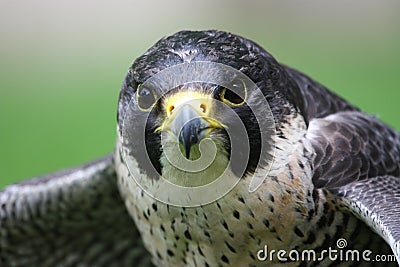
[
  {"x1": 338, "y1": 176, "x2": 400, "y2": 260},
  {"x1": 0, "y1": 30, "x2": 399, "y2": 266},
  {"x1": 0, "y1": 155, "x2": 152, "y2": 266},
  {"x1": 308, "y1": 112, "x2": 400, "y2": 188}
]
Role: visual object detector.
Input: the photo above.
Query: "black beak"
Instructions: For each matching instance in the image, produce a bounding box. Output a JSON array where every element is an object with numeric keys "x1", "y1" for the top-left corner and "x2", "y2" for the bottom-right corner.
[
  {"x1": 172, "y1": 104, "x2": 208, "y2": 159},
  {"x1": 179, "y1": 117, "x2": 202, "y2": 159}
]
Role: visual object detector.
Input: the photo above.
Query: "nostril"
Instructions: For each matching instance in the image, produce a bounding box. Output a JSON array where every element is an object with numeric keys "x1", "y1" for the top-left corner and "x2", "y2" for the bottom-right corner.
[{"x1": 200, "y1": 103, "x2": 207, "y2": 113}]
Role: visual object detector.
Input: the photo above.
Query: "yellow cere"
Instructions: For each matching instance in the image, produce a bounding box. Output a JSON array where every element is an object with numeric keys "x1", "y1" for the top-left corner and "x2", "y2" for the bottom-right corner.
[
  {"x1": 164, "y1": 91, "x2": 212, "y2": 117},
  {"x1": 155, "y1": 91, "x2": 225, "y2": 133}
]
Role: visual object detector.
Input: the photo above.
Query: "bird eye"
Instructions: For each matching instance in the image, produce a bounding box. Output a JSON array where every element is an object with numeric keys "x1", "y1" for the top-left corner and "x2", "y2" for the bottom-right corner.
[
  {"x1": 220, "y1": 80, "x2": 246, "y2": 107},
  {"x1": 137, "y1": 84, "x2": 157, "y2": 111}
]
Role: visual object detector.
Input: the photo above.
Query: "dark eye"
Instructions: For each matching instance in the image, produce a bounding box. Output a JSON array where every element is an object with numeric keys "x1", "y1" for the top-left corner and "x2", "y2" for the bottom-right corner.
[
  {"x1": 220, "y1": 80, "x2": 246, "y2": 106},
  {"x1": 137, "y1": 85, "x2": 157, "y2": 111}
]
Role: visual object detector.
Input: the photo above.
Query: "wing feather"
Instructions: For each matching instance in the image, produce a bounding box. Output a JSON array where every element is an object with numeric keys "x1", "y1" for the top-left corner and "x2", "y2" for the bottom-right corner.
[
  {"x1": 336, "y1": 176, "x2": 400, "y2": 263},
  {"x1": 290, "y1": 66, "x2": 400, "y2": 263},
  {"x1": 0, "y1": 154, "x2": 153, "y2": 267},
  {"x1": 303, "y1": 108, "x2": 399, "y2": 264},
  {"x1": 306, "y1": 111, "x2": 400, "y2": 188}
]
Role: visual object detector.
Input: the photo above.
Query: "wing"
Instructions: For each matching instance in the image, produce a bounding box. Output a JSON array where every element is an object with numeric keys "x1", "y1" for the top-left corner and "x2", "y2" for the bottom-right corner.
[
  {"x1": 287, "y1": 66, "x2": 400, "y2": 262},
  {"x1": 305, "y1": 112, "x2": 400, "y2": 262},
  {"x1": 337, "y1": 175, "x2": 400, "y2": 263},
  {"x1": 0, "y1": 154, "x2": 153, "y2": 267},
  {"x1": 306, "y1": 111, "x2": 400, "y2": 188}
]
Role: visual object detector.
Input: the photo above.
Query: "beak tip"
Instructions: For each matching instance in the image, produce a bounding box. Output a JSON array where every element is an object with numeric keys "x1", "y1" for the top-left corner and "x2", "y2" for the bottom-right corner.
[
  {"x1": 185, "y1": 147, "x2": 191, "y2": 159},
  {"x1": 179, "y1": 132, "x2": 194, "y2": 159}
]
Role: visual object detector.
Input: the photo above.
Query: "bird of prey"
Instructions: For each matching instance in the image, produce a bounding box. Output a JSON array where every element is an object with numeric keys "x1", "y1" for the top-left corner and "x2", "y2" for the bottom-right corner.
[{"x1": 1, "y1": 30, "x2": 399, "y2": 267}]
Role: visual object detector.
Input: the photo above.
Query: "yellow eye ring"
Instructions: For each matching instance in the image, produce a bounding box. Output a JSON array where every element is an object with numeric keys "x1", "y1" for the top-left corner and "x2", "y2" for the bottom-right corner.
[
  {"x1": 136, "y1": 84, "x2": 158, "y2": 111},
  {"x1": 220, "y1": 80, "x2": 247, "y2": 107}
]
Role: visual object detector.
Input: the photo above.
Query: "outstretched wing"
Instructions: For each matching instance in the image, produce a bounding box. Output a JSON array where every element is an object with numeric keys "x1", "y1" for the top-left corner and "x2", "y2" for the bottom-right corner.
[
  {"x1": 287, "y1": 66, "x2": 400, "y2": 262},
  {"x1": 0, "y1": 154, "x2": 153, "y2": 267}
]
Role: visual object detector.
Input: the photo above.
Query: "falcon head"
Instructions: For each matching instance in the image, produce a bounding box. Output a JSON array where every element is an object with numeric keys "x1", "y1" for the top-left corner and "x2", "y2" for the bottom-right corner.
[{"x1": 117, "y1": 30, "x2": 304, "y2": 188}]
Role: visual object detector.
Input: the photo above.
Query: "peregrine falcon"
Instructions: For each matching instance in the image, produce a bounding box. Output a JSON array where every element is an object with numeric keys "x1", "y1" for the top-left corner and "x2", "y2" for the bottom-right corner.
[{"x1": 1, "y1": 30, "x2": 399, "y2": 267}]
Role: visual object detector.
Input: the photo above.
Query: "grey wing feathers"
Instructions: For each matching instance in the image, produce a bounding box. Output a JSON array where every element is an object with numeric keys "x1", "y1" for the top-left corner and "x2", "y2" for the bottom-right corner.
[
  {"x1": 296, "y1": 67, "x2": 400, "y2": 264},
  {"x1": 0, "y1": 154, "x2": 153, "y2": 267},
  {"x1": 307, "y1": 111, "x2": 400, "y2": 188},
  {"x1": 337, "y1": 176, "x2": 400, "y2": 263}
]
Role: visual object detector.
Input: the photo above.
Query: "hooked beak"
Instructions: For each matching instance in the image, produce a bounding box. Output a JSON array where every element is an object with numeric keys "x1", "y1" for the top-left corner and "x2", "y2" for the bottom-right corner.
[
  {"x1": 175, "y1": 104, "x2": 210, "y2": 159},
  {"x1": 155, "y1": 94, "x2": 224, "y2": 159}
]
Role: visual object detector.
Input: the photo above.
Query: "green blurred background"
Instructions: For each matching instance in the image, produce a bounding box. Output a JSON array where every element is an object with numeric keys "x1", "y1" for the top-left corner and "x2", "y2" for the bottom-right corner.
[{"x1": 0, "y1": 0, "x2": 399, "y2": 188}]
